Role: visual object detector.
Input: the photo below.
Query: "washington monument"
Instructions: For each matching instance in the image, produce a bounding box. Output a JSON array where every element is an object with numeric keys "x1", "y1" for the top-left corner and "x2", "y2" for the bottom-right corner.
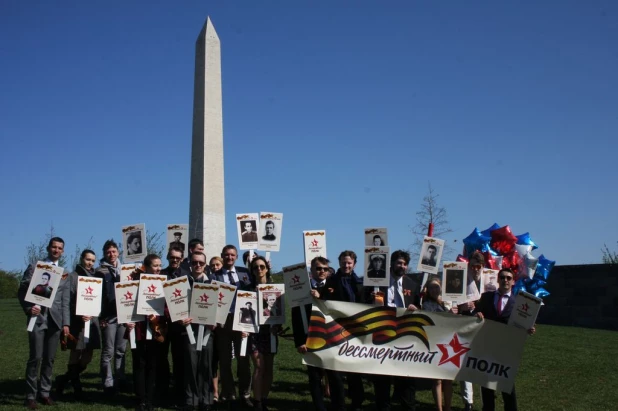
[{"x1": 189, "y1": 17, "x2": 225, "y2": 258}]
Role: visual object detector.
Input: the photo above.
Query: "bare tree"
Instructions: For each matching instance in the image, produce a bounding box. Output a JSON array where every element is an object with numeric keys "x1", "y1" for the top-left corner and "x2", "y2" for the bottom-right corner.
[
  {"x1": 68, "y1": 237, "x2": 95, "y2": 271},
  {"x1": 602, "y1": 242, "x2": 618, "y2": 264},
  {"x1": 116, "y1": 229, "x2": 165, "y2": 261},
  {"x1": 24, "y1": 225, "x2": 68, "y2": 268},
  {"x1": 409, "y1": 183, "x2": 454, "y2": 264}
]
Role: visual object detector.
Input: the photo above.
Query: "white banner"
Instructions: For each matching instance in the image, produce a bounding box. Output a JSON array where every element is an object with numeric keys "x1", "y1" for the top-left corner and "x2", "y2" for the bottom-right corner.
[
  {"x1": 114, "y1": 281, "x2": 144, "y2": 323},
  {"x1": 189, "y1": 282, "x2": 219, "y2": 326},
  {"x1": 162, "y1": 277, "x2": 191, "y2": 323},
  {"x1": 303, "y1": 300, "x2": 528, "y2": 394},
  {"x1": 75, "y1": 277, "x2": 103, "y2": 317},
  {"x1": 136, "y1": 274, "x2": 167, "y2": 316}
]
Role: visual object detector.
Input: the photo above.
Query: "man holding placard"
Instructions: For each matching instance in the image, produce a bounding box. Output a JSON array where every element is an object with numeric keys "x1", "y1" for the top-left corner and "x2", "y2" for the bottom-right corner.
[
  {"x1": 96, "y1": 239, "x2": 128, "y2": 395},
  {"x1": 213, "y1": 245, "x2": 254, "y2": 408},
  {"x1": 18, "y1": 237, "x2": 70, "y2": 409}
]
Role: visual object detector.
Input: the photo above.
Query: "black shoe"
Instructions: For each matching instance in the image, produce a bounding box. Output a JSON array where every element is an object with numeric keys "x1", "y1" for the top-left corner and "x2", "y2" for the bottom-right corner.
[
  {"x1": 55, "y1": 374, "x2": 68, "y2": 397},
  {"x1": 239, "y1": 398, "x2": 253, "y2": 408}
]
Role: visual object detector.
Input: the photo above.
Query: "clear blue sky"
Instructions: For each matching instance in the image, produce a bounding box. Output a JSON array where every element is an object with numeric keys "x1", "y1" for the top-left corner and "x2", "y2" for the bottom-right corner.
[{"x1": 1, "y1": 1, "x2": 617, "y2": 274}]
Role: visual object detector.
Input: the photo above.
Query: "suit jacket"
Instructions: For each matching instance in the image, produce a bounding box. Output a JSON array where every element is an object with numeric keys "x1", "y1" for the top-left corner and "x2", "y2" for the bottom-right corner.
[
  {"x1": 95, "y1": 261, "x2": 122, "y2": 321},
  {"x1": 363, "y1": 275, "x2": 421, "y2": 308},
  {"x1": 475, "y1": 291, "x2": 516, "y2": 324},
  {"x1": 292, "y1": 278, "x2": 329, "y2": 348},
  {"x1": 325, "y1": 270, "x2": 362, "y2": 303},
  {"x1": 214, "y1": 266, "x2": 253, "y2": 290},
  {"x1": 18, "y1": 262, "x2": 70, "y2": 329}
]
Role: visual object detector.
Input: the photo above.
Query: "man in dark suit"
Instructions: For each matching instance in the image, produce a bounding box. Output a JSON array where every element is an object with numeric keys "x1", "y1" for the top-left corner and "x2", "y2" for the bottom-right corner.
[
  {"x1": 474, "y1": 268, "x2": 536, "y2": 411},
  {"x1": 292, "y1": 256, "x2": 339, "y2": 411},
  {"x1": 18, "y1": 237, "x2": 70, "y2": 409},
  {"x1": 213, "y1": 245, "x2": 254, "y2": 408},
  {"x1": 179, "y1": 238, "x2": 205, "y2": 274},
  {"x1": 365, "y1": 250, "x2": 421, "y2": 411},
  {"x1": 367, "y1": 253, "x2": 387, "y2": 278},
  {"x1": 169, "y1": 232, "x2": 186, "y2": 254}
]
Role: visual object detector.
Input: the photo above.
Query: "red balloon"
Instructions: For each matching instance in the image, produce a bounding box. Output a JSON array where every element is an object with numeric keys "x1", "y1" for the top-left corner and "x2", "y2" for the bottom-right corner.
[
  {"x1": 456, "y1": 254, "x2": 469, "y2": 263},
  {"x1": 482, "y1": 251, "x2": 498, "y2": 270},
  {"x1": 490, "y1": 225, "x2": 518, "y2": 255},
  {"x1": 501, "y1": 250, "x2": 522, "y2": 279}
]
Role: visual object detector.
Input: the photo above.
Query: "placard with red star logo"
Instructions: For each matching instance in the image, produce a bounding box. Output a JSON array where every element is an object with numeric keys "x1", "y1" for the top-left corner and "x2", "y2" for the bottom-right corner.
[
  {"x1": 303, "y1": 230, "x2": 327, "y2": 270},
  {"x1": 163, "y1": 277, "x2": 191, "y2": 322},
  {"x1": 114, "y1": 280, "x2": 144, "y2": 324},
  {"x1": 211, "y1": 280, "x2": 237, "y2": 325},
  {"x1": 136, "y1": 274, "x2": 167, "y2": 316},
  {"x1": 76, "y1": 277, "x2": 103, "y2": 317},
  {"x1": 282, "y1": 263, "x2": 312, "y2": 308}
]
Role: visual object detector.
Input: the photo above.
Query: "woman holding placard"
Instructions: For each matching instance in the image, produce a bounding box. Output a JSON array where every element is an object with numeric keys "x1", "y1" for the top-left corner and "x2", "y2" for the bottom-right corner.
[
  {"x1": 247, "y1": 256, "x2": 280, "y2": 411},
  {"x1": 56, "y1": 249, "x2": 101, "y2": 399},
  {"x1": 422, "y1": 277, "x2": 458, "y2": 411},
  {"x1": 126, "y1": 254, "x2": 167, "y2": 411}
]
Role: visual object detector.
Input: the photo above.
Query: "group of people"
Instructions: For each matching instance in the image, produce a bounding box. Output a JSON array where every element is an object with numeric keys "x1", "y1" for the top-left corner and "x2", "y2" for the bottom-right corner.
[{"x1": 18, "y1": 236, "x2": 534, "y2": 411}]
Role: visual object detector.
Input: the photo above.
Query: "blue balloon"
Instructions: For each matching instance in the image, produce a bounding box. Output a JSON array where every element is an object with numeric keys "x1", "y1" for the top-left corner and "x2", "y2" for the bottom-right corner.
[
  {"x1": 463, "y1": 228, "x2": 491, "y2": 256},
  {"x1": 516, "y1": 232, "x2": 538, "y2": 250},
  {"x1": 535, "y1": 254, "x2": 555, "y2": 281},
  {"x1": 534, "y1": 288, "x2": 550, "y2": 299},
  {"x1": 513, "y1": 278, "x2": 527, "y2": 295},
  {"x1": 481, "y1": 223, "x2": 501, "y2": 238}
]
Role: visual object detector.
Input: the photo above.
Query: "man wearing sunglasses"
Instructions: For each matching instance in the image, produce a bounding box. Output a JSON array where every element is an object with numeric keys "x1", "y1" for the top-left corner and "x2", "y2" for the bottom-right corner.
[{"x1": 474, "y1": 268, "x2": 536, "y2": 411}]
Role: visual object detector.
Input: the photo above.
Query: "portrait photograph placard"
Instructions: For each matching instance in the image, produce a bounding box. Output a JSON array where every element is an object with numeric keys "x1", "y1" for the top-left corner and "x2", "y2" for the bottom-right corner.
[
  {"x1": 233, "y1": 291, "x2": 259, "y2": 334},
  {"x1": 416, "y1": 237, "x2": 445, "y2": 275},
  {"x1": 75, "y1": 277, "x2": 103, "y2": 317},
  {"x1": 162, "y1": 277, "x2": 191, "y2": 323},
  {"x1": 114, "y1": 281, "x2": 144, "y2": 323},
  {"x1": 120, "y1": 264, "x2": 136, "y2": 282},
  {"x1": 236, "y1": 213, "x2": 259, "y2": 250},
  {"x1": 363, "y1": 246, "x2": 391, "y2": 288},
  {"x1": 136, "y1": 274, "x2": 166, "y2": 316},
  {"x1": 442, "y1": 262, "x2": 468, "y2": 304},
  {"x1": 481, "y1": 269, "x2": 500, "y2": 294},
  {"x1": 257, "y1": 212, "x2": 283, "y2": 252},
  {"x1": 303, "y1": 230, "x2": 327, "y2": 270},
  {"x1": 24, "y1": 261, "x2": 64, "y2": 308},
  {"x1": 166, "y1": 224, "x2": 189, "y2": 258},
  {"x1": 122, "y1": 223, "x2": 147, "y2": 263},
  {"x1": 508, "y1": 291, "x2": 542, "y2": 331},
  {"x1": 211, "y1": 280, "x2": 237, "y2": 325},
  {"x1": 258, "y1": 284, "x2": 285, "y2": 325},
  {"x1": 364, "y1": 227, "x2": 388, "y2": 247},
  {"x1": 283, "y1": 263, "x2": 312, "y2": 308},
  {"x1": 189, "y1": 283, "x2": 219, "y2": 326}
]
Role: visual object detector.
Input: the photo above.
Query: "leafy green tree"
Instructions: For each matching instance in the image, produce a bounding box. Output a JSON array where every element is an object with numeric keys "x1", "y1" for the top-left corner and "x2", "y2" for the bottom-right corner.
[{"x1": 0, "y1": 269, "x2": 20, "y2": 298}]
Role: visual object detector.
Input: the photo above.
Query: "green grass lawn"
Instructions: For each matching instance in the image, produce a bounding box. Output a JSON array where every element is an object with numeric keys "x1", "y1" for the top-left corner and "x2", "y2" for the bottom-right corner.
[{"x1": 1, "y1": 299, "x2": 617, "y2": 410}]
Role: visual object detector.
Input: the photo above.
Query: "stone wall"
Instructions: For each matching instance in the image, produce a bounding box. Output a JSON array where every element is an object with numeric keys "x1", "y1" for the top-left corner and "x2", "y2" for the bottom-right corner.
[{"x1": 537, "y1": 264, "x2": 618, "y2": 330}]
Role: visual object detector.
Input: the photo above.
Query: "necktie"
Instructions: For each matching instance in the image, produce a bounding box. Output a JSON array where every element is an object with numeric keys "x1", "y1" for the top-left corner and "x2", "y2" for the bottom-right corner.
[
  {"x1": 228, "y1": 271, "x2": 237, "y2": 286},
  {"x1": 497, "y1": 294, "x2": 505, "y2": 315},
  {"x1": 394, "y1": 279, "x2": 404, "y2": 308}
]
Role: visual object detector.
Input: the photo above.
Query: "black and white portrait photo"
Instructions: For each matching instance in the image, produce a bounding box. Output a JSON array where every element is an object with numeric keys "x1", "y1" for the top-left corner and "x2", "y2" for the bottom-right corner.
[
  {"x1": 258, "y1": 212, "x2": 284, "y2": 252},
  {"x1": 32, "y1": 272, "x2": 53, "y2": 298},
  {"x1": 166, "y1": 224, "x2": 189, "y2": 258},
  {"x1": 122, "y1": 223, "x2": 147, "y2": 262},
  {"x1": 441, "y1": 261, "x2": 468, "y2": 304},
  {"x1": 362, "y1": 246, "x2": 390, "y2": 288},
  {"x1": 262, "y1": 292, "x2": 282, "y2": 317},
  {"x1": 127, "y1": 231, "x2": 143, "y2": 256},
  {"x1": 240, "y1": 302, "x2": 256, "y2": 325},
  {"x1": 233, "y1": 291, "x2": 260, "y2": 333},
  {"x1": 24, "y1": 263, "x2": 63, "y2": 307},
  {"x1": 262, "y1": 220, "x2": 276, "y2": 242},
  {"x1": 367, "y1": 254, "x2": 387, "y2": 278},
  {"x1": 445, "y1": 269, "x2": 464, "y2": 294},
  {"x1": 364, "y1": 227, "x2": 388, "y2": 247},
  {"x1": 416, "y1": 236, "x2": 445, "y2": 275}
]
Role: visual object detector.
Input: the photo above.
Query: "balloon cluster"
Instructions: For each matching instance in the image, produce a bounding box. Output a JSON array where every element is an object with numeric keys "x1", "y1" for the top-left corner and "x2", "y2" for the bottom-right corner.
[{"x1": 459, "y1": 223, "x2": 555, "y2": 299}]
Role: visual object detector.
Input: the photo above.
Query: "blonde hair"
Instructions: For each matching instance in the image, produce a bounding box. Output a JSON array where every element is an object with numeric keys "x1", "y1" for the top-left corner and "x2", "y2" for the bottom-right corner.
[{"x1": 209, "y1": 256, "x2": 223, "y2": 265}]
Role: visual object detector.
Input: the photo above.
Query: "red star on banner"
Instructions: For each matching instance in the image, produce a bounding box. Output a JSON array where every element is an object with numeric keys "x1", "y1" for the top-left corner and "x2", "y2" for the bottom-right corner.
[
  {"x1": 200, "y1": 294, "x2": 209, "y2": 302},
  {"x1": 311, "y1": 239, "x2": 319, "y2": 247},
  {"x1": 218, "y1": 292, "x2": 224, "y2": 302},
  {"x1": 292, "y1": 274, "x2": 300, "y2": 284},
  {"x1": 147, "y1": 284, "x2": 157, "y2": 293},
  {"x1": 173, "y1": 288, "x2": 182, "y2": 298},
  {"x1": 85, "y1": 286, "x2": 94, "y2": 295},
  {"x1": 521, "y1": 303, "x2": 529, "y2": 312},
  {"x1": 437, "y1": 333, "x2": 471, "y2": 368},
  {"x1": 124, "y1": 291, "x2": 133, "y2": 300}
]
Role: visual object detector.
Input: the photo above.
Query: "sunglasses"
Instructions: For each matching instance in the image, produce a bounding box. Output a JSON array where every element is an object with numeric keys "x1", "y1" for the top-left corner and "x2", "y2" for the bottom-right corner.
[
  {"x1": 498, "y1": 275, "x2": 513, "y2": 281},
  {"x1": 252, "y1": 265, "x2": 267, "y2": 271},
  {"x1": 191, "y1": 261, "x2": 206, "y2": 266},
  {"x1": 168, "y1": 257, "x2": 182, "y2": 261},
  {"x1": 472, "y1": 264, "x2": 483, "y2": 270},
  {"x1": 315, "y1": 267, "x2": 329, "y2": 272}
]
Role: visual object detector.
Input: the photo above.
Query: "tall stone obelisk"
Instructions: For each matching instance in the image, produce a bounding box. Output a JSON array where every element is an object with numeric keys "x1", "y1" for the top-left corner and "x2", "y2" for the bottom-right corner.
[{"x1": 189, "y1": 17, "x2": 226, "y2": 258}]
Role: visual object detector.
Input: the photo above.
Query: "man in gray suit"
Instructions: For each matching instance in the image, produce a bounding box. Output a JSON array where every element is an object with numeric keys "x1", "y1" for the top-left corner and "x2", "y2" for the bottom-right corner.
[{"x1": 18, "y1": 236, "x2": 70, "y2": 409}]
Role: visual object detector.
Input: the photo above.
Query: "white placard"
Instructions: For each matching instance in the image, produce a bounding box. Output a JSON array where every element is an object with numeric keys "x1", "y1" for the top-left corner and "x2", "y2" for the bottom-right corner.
[
  {"x1": 233, "y1": 291, "x2": 259, "y2": 334},
  {"x1": 122, "y1": 223, "x2": 147, "y2": 263},
  {"x1": 416, "y1": 237, "x2": 445, "y2": 275},
  {"x1": 303, "y1": 230, "x2": 327, "y2": 270},
  {"x1": 136, "y1": 274, "x2": 167, "y2": 316},
  {"x1": 508, "y1": 291, "x2": 542, "y2": 331},
  {"x1": 120, "y1": 264, "x2": 137, "y2": 282},
  {"x1": 236, "y1": 213, "x2": 259, "y2": 250},
  {"x1": 257, "y1": 212, "x2": 283, "y2": 252},
  {"x1": 364, "y1": 227, "x2": 388, "y2": 246},
  {"x1": 282, "y1": 263, "x2": 312, "y2": 308},
  {"x1": 24, "y1": 261, "x2": 64, "y2": 308},
  {"x1": 441, "y1": 262, "x2": 468, "y2": 304},
  {"x1": 162, "y1": 277, "x2": 191, "y2": 322},
  {"x1": 363, "y1": 246, "x2": 391, "y2": 288},
  {"x1": 481, "y1": 269, "x2": 499, "y2": 294},
  {"x1": 75, "y1": 277, "x2": 103, "y2": 317},
  {"x1": 257, "y1": 284, "x2": 285, "y2": 325},
  {"x1": 114, "y1": 281, "x2": 145, "y2": 324},
  {"x1": 166, "y1": 224, "x2": 189, "y2": 258},
  {"x1": 211, "y1": 280, "x2": 237, "y2": 325},
  {"x1": 189, "y1": 282, "x2": 219, "y2": 326}
]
